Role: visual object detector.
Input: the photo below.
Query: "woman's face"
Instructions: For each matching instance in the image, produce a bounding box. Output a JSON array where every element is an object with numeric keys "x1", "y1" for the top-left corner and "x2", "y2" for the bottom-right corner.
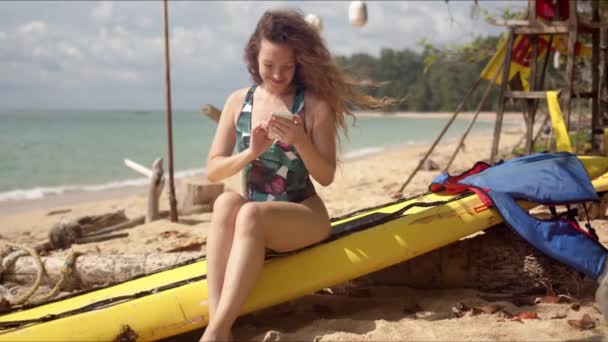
[{"x1": 257, "y1": 38, "x2": 296, "y2": 94}]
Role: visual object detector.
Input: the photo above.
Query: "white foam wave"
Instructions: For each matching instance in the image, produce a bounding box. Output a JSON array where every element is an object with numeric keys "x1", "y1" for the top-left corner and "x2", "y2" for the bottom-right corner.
[
  {"x1": 0, "y1": 167, "x2": 205, "y2": 202},
  {"x1": 342, "y1": 146, "x2": 386, "y2": 160}
]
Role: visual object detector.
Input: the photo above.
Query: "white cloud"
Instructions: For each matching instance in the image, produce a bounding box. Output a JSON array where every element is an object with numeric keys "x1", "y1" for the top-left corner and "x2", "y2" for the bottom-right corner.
[
  {"x1": 0, "y1": 0, "x2": 525, "y2": 110},
  {"x1": 92, "y1": 1, "x2": 114, "y2": 21},
  {"x1": 17, "y1": 20, "x2": 47, "y2": 35}
]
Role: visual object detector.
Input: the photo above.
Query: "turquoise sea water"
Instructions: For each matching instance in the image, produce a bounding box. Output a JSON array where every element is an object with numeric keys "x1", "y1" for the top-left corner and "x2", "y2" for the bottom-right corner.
[{"x1": 0, "y1": 109, "x2": 500, "y2": 201}]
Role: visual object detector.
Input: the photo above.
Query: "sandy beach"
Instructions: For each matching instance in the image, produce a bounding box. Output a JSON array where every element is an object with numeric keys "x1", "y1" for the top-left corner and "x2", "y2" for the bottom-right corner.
[{"x1": 2, "y1": 112, "x2": 607, "y2": 341}]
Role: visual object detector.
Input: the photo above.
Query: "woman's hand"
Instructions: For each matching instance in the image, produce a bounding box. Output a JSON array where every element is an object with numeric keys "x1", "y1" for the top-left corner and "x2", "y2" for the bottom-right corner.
[
  {"x1": 269, "y1": 115, "x2": 308, "y2": 146},
  {"x1": 248, "y1": 121, "x2": 274, "y2": 158}
]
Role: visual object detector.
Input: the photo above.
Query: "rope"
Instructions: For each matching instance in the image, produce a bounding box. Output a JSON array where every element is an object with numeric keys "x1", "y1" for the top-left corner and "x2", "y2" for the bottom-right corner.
[
  {"x1": 0, "y1": 242, "x2": 82, "y2": 306},
  {"x1": 0, "y1": 242, "x2": 45, "y2": 305},
  {"x1": 33, "y1": 251, "x2": 82, "y2": 304}
]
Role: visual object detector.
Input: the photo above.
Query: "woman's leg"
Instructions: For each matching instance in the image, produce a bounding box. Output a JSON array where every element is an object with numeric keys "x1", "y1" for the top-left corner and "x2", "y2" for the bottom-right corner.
[
  {"x1": 206, "y1": 192, "x2": 247, "y2": 320},
  {"x1": 201, "y1": 195, "x2": 331, "y2": 340}
]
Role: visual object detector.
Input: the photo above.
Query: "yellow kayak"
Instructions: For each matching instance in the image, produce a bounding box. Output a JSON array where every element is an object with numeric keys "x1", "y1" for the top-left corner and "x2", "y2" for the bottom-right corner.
[{"x1": 1, "y1": 156, "x2": 608, "y2": 341}]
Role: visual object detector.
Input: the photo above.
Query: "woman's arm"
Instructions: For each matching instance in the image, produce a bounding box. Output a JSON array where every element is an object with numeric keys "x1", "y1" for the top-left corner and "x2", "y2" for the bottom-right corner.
[
  {"x1": 205, "y1": 89, "x2": 275, "y2": 183},
  {"x1": 294, "y1": 98, "x2": 337, "y2": 186},
  {"x1": 205, "y1": 90, "x2": 253, "y2": 182}
]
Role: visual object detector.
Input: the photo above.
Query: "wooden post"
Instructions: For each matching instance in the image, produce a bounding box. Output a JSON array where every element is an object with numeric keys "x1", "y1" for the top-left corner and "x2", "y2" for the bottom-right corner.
[
  {"x1": 162, "y1": 0, "x2": 178, "y2": 222},
  {"x1": 444, "y1": 62, "x2": 503, "y2": 171},
  {"x1": 124, "y1": 158, "x2": 165, "y2": 223},
  {"x1": 490, "y1": 30, "x2": 515, "y2": 163},
  {"x1": 393, "y1": 77, "x2": 482, "y2": 196},
  {"x1": 564, "y1": 0, "x2": 579, "y2": 131},
  {"x1": 591, "y1": 0, "x2": 600, "y2": 153},
  {"x1": 526, "y1": 34, "x2": 539, "y2": 154}
]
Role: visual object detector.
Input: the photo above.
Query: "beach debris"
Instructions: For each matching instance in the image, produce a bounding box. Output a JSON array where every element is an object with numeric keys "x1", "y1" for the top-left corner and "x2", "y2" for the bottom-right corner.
[
  {"x1": 180, "y1": 178, "x2": 224, "y2": 214},
  {"x1": 46, "y1": 209, "x2": 72, "y2": 216},
  {"x1": 159, "y1": 230, "x2": 190, "y2": 239},
  {"x1": 262, "y1": 330, "x2": 282, "y2": 342},
  {"x1": 537, "y1": 295, "x2": 571, "y2": 304},
  {"x1": 514, "y1": 311, "x2": 539, "y2": 320},
  {"x1": 201, "y1": 104, "x2": 221, "y2": 123},
  {"x1": 477, "y1": 305, "x2": 500, "y2": 315},
  {"x1": 2, "y1": 252, "x2": 201, "y2": 290},
  {"x1": 114, "y1": 324, "x2": 138, "y2": 342},
  {"x1": 567, "y1": 314, "x2": 595, "y2": 330},
  {"x1": 452, "y1": 302, "x2": 470, "y2": 318},
  {"x1": 550, "y1": 313, "x2": 567, "y2": 319},
  {"x1": 124, "y1": 158, "x2": 165, "y2": 223},
  {"x1": 163, "y1": 236, "x2": 206, "y2": 253},
  {"x1": 35, "y1": 210, "x2": 132, "y2": 253}
]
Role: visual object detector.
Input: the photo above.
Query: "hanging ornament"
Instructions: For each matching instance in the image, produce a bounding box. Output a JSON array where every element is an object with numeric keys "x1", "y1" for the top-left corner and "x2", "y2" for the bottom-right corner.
[
  {"x1": 305, "y1": 13, "x2": 323, "y2": 33},
  {"x1": 349, "y1": 1, "x2": 368, "y2": 28}
]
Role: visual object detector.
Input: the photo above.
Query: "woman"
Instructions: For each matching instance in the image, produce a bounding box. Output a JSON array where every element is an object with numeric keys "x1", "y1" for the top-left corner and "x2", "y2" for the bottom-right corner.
[{"x1": 200, "y1": 9, "x2": 390, "y2": 341}]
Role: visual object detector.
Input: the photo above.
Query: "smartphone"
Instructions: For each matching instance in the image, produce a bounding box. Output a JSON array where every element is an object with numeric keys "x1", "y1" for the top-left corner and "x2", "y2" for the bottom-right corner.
[
  {"x1": 268, "y1": 111, "x2": 296, "y2": 140},
  {"x1": 271, "y1": 111, "x2": 295, "y2": 120}
]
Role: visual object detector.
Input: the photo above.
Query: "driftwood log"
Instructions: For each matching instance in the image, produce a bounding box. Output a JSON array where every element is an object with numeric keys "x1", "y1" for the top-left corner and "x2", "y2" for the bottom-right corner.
[
  {"x1": 34, "y1": 211, "x2": 130, "y2": 252},
  {"x1": 3, "y1": 252, "x2": 201, "y2": 291},
  {"x1": 124, "y1": 158, "x2": 165, "y2": 223},
  {"x1": 366, "y1": 224, "x2": 597, "y2": 296}
]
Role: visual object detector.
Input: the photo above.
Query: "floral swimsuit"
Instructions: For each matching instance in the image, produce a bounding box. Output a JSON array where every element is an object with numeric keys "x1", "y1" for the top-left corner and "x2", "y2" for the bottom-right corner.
[{"x1": 236, "y1": 85, "x2": 316, "y2": 202}]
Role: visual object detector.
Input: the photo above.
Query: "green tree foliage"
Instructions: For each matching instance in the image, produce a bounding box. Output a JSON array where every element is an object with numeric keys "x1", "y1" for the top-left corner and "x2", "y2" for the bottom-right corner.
[{"x1": 334, "y1": 35, "x2": 503, "y2": 113}]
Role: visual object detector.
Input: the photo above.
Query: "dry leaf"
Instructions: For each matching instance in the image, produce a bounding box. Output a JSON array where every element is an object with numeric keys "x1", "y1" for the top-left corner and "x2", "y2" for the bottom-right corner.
[
  {"x1": 512, "y1": 311, "x2": 538, "y2": 321},
  {"x1": 567, "y1": 314, "x2": 595, "y2": 330},
  {"x1": 164, "y1": 237, "x2": 206, "y2": 253}
]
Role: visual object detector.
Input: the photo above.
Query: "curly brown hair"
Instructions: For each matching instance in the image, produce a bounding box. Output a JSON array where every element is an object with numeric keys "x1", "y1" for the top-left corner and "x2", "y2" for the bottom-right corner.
[{"x1": 244, "y1": 8, "x2": 394, "y2": 138}]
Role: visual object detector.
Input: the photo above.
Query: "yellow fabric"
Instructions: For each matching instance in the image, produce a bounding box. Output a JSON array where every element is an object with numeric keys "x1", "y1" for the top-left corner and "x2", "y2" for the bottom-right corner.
[
  {"x1": 546, "y1": 90, "x2": 573, "y2": 153},
  {"x1": 481, "y1": 33, "x2": 591, "y2": 91}
]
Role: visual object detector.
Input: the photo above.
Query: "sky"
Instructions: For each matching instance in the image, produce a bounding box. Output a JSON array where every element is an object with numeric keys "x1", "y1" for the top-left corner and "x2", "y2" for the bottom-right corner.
[{"x1": 0, "y1": 1, "x2": 526, "y2": 111}]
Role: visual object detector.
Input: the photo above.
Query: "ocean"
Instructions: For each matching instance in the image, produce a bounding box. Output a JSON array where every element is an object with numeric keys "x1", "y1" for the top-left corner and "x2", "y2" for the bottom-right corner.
[{"x1": 0, "y1": 109, "x2": 500, "y2": 202}]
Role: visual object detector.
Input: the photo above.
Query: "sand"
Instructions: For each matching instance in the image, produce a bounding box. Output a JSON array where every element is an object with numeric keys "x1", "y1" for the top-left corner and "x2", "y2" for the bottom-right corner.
[{"x1": 1, "y1": 112, "x2": 607, "y2": 341}]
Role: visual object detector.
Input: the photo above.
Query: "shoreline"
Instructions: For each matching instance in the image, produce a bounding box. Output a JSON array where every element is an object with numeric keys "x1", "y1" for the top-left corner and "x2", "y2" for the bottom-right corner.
[
  {"x1": 0, "y1": 115, "x2": 525, "y2": 217},
  {"x1": 0, "y1": 109, "x2": 526, "y2": 217}
]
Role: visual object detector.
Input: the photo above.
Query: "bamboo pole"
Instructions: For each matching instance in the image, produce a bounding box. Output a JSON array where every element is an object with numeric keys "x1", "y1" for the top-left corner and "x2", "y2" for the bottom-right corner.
[
  {"x1": 564, "y1": 0, "x2": 579, "y2": 130},
  {"x1": 591, "y1": 0, "x2": 600, "y2": 153},
  {"x1": 444, "y1": 63, "x2": 503, "y2": 172},
  {"x1": 525, "y1": 34, "x2": 538, "y2": 154},
  {"x1": 392, "y1": 76, "x2": 483, "y2": 197},
  {"x1": 162, "y1": 0, "x2": 178, "y2": 222},
  {"x1": 490, "y1": 30, "x2": 516, "y2": 163}
]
